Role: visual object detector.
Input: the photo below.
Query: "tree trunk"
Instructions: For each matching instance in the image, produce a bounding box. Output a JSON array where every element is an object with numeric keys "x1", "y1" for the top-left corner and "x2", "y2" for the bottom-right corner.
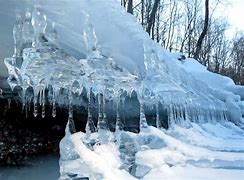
[
  {"x1": 194, "y1": 0, "x2": 209, "y2": 60},
  {"x1": 141, "y1": 0, "x2": 144, "y2": 26},
  {"x1": 127, "y1": 0, "x2": 133, "y2": 14},
  {"x1": 146, "y1": 0, "x2": 160, "y2": 36},
  {"x1": 121, "y1": 0, "x2": 126, "y2": 7}
]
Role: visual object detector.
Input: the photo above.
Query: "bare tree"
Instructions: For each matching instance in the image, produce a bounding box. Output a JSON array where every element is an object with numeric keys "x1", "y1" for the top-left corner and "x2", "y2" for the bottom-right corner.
[
  {"x1": 146, "y1": 0, "x2": 160, "y2": 36},
  {"x1": 194, "y1": 0, "x2": 209, "y2": 60},
  {"x1": 121, "y1": 0, "x2": 126, "y2": 7},
  {"x1": 127, "y1": 0, "x2": 133, "y2": 14},
  {"x1": 230, "y1": 33, "x2": 244, "y2": 84}
]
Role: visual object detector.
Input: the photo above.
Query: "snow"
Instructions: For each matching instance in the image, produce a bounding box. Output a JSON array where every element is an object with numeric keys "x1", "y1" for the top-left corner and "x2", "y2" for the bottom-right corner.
[{"x1": 60, "y1": 124, "x2": 244, "y2": 180}]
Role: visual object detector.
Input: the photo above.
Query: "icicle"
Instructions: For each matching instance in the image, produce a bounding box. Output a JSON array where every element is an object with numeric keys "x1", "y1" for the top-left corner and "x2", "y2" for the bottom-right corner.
[
  {"x1": 33, "y1": 103, "x2": 38, "y2": 117},
  {"x1": 139, "y1": 102, "x2": 148, "y2": 130},
  {"x1": 7, "y1": 99, "x2": 11, "y2": 109},
  {"x1": 115, "y1": 94, "x2": 123, "y2": 132},
  {"x1": 121, "y1": 91, "x2": 126, "y2": 127},
  {"x1": 138, "y1": 81, "x2": 148, "y2": 131},
  {"x1": 156, "y1": 103, "x2": 161, "y2": 128},
  {"x1": 25, "y1": 102, "x2": 28, "y2": 119},
  {"x1": 41, "y1": 104, "x2": 45, "y2": 118},
  {"x1": 41, "y1": 88, "x2": 45, "y2": 118},
  {"x1": 97, "y1": 92, "x2": 109, "y2": 131},
  {"x1": 0, "y1": 88, "x2": 3, "y2": 98},
  {"x1": 103, "y1": 89, "x2": 107, "y2": 126},
  {"x1": 179, "y1": 106, "x2": 184, "y2": 122},
  {"x1": 85, "y1": 88, "x2": 96, "y2": 134},
  {"x1": 13, "y1": 14, "x2": 23, "y2": 59},
  {"x1": 33, "y1": 89, "x2": 38, "y2": 117},
  {"x1": 21, "y1": 87, "x2": 27, "y2": 112},
  {"x1": 172, "y1": 105, "x2": 177, "y2": 124},
  {"x1": 68, "y1": 91, "x2": 76, "y2": 134},
  {"x1": 28, "y1": 101, "x2": 31, "y2": 111},
  {"x1": 167, "y1": 104, "x2": 174, "y2": 127},
  {"x1": 39, "y1": 89, "x2": 42, "y2": 106},
  {"x1": 52, "y1": 102, "x2": 56, "y2": 118},
  {"x1": 97, "y1": 93, "x2": 103, "y2": 130},
  {"x1": 184, "y1": 104, "x2": 189, "y2": 121},
  {"x1": 52, "y1": 89, "x2": 57, "y2": 118},
  {"x1": 223, "y1": 109, "x2": 228, "y2": 121}
]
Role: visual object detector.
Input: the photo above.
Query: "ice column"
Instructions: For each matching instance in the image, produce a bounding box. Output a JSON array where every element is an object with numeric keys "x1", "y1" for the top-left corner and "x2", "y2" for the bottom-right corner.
[
  {"x1": 31, "y1": 6, "x2": 47, "y2": 46},
  {"x1": 68, "y1": 92, "x2": 76, "y2": 134},
  {"x1": 13, "y1": 14, "x2": 23, "y2": 66},
  {"x1": 83, "y1": 15, "x2": 101, "y2": 59},
  {"x1": 33, "y1": 88, "x2": 38, "y2": 117},
  {"x1": 115, "y1": 94, "x2": 123, "y2": 132},
  {"x1": 156, "y1": 103, "x2": 161, "y2": 128},
  {"x1": 97, "y1": 93, "x2": 108, "y2": 131},
  {"x1": 48, "y1": 22, "x2": 59, "y2": 45},
  {"x1": 22, "y1": 11, "x2": 34, "y2": 48},
  {"x1": 85, "y1": 88, "x2": 96, "y2": 134},
  {"x1": 139, "y1": 82, "x2": 148, "y2": 131}
]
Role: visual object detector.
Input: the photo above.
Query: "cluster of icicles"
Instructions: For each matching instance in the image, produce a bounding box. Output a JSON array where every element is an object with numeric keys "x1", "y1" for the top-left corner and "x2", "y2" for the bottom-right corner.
[
  {"x1": 19, "y1": 84, "x2": 231, "y2": 133},
  {"x1": 4, "y1": 6, "x2": 232, "y2": 133}
]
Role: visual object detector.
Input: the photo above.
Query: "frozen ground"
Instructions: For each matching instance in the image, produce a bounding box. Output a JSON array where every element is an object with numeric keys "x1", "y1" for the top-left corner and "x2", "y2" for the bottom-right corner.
[{"x1": 60, "y1": 123, "x2": 244, "y2": 180}]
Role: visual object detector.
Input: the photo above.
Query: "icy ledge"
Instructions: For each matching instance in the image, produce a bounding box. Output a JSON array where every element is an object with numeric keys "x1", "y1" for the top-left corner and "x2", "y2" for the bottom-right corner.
[{"x1": 4, "y1": 0, "x2": 244, "y2": 128}]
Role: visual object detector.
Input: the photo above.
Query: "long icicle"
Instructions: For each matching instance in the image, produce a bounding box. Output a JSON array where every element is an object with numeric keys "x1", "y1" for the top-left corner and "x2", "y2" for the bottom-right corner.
[
  {"x1": 115, "y1": 92, "x2": 123, "y2": 132},
  {"x1": 52, "y1": 89, "x2": 57, "y2": 118},
  {"x1": 156, "y1": 102, "x2": 161, "y2": 128},
  {"x1": 41, "y1": 88, "x2": 46, "y2": 118},
  {"x1": 68, "y1": 91, "x2": 76, "y2": 134},
  {"x1": 97, "y1": 92, "x2": 103, "y2": 131},
  {"x1": 33, "y1": 88, "x2": 38, "y2": 117},
  {"x1": 85, "y1": 88, "x2": 96, "y2": 134},
  {"x1": 139, "y1": 82, "x2": 148, "y2": 131}
]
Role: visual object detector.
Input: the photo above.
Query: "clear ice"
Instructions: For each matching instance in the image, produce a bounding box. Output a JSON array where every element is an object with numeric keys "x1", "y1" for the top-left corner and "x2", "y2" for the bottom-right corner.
[
  {"x1": 3, "y1": 2, "x2": 244, "y2": 179},
  {"x1": 4, "y1": 2, "x2": 242, "y2": 141}
]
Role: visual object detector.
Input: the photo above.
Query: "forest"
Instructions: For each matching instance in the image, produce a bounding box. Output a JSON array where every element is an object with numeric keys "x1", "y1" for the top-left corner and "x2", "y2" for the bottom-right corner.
[{"x1": 121, "y1": 0, "x2": 244, "y2": 85}]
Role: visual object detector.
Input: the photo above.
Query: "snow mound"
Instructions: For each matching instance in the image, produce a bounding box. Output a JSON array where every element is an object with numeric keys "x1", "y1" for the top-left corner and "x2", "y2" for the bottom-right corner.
[{"x1": 60, "y1": 123, "x2": 244, "y2": 180}]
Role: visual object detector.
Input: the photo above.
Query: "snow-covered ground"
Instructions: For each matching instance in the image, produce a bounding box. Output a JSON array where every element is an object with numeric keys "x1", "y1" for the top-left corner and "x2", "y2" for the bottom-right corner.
[{"x1": 60, "y1": 123, "x2": 244, "y2": 180}]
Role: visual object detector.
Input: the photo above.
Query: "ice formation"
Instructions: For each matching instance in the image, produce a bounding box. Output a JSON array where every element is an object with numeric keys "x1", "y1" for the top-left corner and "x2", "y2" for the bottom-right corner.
[
  {"x1": 3, "y1": 0, "x2": 244, "y2": 179},
  {"x1": 4, "y1": 0, "x2": 244, "y2": 128}
]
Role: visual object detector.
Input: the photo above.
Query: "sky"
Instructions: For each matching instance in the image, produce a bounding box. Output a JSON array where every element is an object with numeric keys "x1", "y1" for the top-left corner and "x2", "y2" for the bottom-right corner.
[
  {"x1": 227, "y1": 0, "x2": 244, "y2": 31},
  {"x1": 215, "y1": 0, "x2": 244, "y2": 37}
]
